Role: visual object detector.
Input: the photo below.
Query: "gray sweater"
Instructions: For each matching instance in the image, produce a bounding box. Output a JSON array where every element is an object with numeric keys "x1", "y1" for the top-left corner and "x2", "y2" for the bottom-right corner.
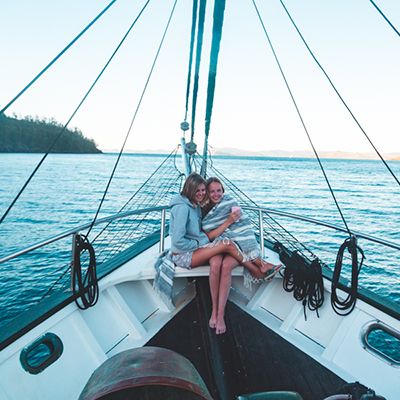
[{"x1": 169, "y1": 195, "x2": 209, "y2": 253}]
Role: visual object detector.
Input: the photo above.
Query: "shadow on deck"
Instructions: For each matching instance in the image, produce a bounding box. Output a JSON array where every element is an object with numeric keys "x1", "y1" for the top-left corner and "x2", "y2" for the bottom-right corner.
[{"x1": 146, "y1": 278, "x2": 346, "y2": 400}]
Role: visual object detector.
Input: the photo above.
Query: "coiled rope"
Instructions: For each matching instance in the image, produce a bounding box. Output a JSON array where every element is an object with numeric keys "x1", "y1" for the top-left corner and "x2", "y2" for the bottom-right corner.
[
  {"x1": 331, "y1": 236, "x2": 365, "y2": 316},
  {"x1": 72, "y1": 234, "x2": 99, "y2": 309},
  {"x1": 276, "y1": 242, "x2": 324, "y2": 319}
]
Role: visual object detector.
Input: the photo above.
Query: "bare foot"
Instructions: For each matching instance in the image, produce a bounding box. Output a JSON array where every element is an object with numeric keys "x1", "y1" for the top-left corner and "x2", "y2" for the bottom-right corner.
[
  {"x1": 216, "y1": 318, "x2": 226, "y2": 335},
  {"x1": 209, "y1": 314, "x2": 217, "y2": 329},
  {"x1": 251, "y1": 269, "x2": 265, "y2": 279},
  {"x1": 265, "y1": 264, "x2": 283, "y2": 281},
  {"x1": 255, "y1": 258, "x2": 276, "y2": 274}
]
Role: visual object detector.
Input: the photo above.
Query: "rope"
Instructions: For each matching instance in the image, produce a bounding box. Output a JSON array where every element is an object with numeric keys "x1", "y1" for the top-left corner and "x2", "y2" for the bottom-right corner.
[
  {"x1": 72, "y1": 234, "x2": 99, "y2": 309},
  {"x1": 252, "y1": 0, "x2": 352, "y2": 237},
  {"x1": 0, "y1": 0, "x2": 118, "y2": 115},
  {"x1": 369, "y1": 0, "x2": 400, "y2": 37},
  {"x1": 276, "y1": 243, "x2": 324, "y2": 319},
  {"x1": 0, "y1": 0, "x2": 152, "y2": 227},
  {"x1": 184, "y1": 0, "x2": 199, "y2": 123},
  {"x1": 191, "y1": 0, "x2": 207, "y2": 142},
  {"x1": 278, "y1": 0, "x2": 400, "y2": 188},
  {"x1": 200, "y1": 0, "x2": 226, "y2": 177},
  {"x1": 86, "y1": 0, "x2": 177, "y2": 237},
  {"x1": 331, "y1": 235, "x2": 365, "y2": 316}
]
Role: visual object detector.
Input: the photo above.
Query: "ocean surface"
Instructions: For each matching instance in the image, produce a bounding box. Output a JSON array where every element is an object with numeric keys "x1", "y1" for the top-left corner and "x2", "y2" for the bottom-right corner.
[{"x1": 0, "y1": 153, "x2": 399, "y2": 331}]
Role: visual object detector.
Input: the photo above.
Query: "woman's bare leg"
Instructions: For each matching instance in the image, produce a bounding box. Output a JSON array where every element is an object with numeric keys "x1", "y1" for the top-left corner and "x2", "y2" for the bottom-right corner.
[
  {"x1": 191, "y1": 241, "x2": 241, "y2": 267},
  {"x1": 215, "y1": 256, "x2": 238, "y2": 335},
  {"x1": 191, "y1": 241, "x2": 265, "y2": 279},
  {"x1": 208, "y1": 255, "x2": 223, "y2": 329}
]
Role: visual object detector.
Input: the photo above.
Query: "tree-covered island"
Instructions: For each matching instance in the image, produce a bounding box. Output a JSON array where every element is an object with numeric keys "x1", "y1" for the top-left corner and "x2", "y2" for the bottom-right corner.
[{"x1": 0, "y1": 114, "x2": 102, "y2": 153}]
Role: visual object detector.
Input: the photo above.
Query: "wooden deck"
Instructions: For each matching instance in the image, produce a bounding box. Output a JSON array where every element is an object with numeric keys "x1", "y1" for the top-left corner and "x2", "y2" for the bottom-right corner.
[{"x1": 147, "y1": 278, "x2": 346, "y2": 400}]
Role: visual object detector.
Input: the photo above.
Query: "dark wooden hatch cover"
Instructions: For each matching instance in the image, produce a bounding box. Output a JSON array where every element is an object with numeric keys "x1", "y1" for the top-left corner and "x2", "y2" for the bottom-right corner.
[{"x1": 79, "y1": 346, "x2": 212, "y2": 400}]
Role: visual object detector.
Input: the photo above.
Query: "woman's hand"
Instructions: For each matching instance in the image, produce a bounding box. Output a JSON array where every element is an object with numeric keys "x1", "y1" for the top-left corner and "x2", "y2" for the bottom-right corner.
[
  {"x1": 205, "y1": 209, "x2": 241, "y2": 240},
  {"x1": 227, "y1": 209, "x2": 241, "y2": 225}
]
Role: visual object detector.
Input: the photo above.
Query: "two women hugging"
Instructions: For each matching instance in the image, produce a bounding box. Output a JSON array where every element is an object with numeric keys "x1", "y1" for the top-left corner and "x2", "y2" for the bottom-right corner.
[{"x1": 169, "y1": 173, "x2": 283, "y2": 334}]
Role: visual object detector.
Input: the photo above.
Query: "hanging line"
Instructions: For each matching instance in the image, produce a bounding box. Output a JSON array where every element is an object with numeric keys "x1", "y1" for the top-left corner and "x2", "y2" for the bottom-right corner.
[
  {"x1": 369, "y1": 0, "x2": 400, "y2": 37},
  {"x1": 278, "y1": 0, "x2": 400, "y2": 188},
  {"x1": 200, "y1": 0, "x2": 226, "y2": 177},
  {"x1": 0, "y1": 0, "x2": 118, "y2": 115},
  {"x1": 331, "y1": 235, "x2": 365, "y2": 316},
  {"x1": 0, "y1": 1, "x2": 152, "y2": 227},
  {"x1": 183, "y1": 0, "x2": 199, "y2": 123},
  {"x1": 191, "y1": 0, "x2": 207, "y2": 142},
  {"x1": 251, "y1": 0, "x2": 351, "y2": 236},
  {"x1": 86, "y1": 0, "x2": 178, "y2": 237}
]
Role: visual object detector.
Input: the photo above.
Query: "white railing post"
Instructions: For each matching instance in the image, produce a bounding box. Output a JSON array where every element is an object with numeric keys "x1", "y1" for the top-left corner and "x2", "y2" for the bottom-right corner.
[
  {"x1": 258, "y1": 209, "x2": 265, "y2": 257},
  {"x1": 159, "y1": 208, "x2": 166, "y2": 253}
]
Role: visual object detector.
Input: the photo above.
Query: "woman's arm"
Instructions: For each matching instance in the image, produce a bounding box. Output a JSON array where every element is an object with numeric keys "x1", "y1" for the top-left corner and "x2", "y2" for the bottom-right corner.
[
  {"x1": 170, "y1": 205, "x2": 199, "y2": 251},
  {"x1": 205, "y1": 210, "x2": 240, "y2": 240}
]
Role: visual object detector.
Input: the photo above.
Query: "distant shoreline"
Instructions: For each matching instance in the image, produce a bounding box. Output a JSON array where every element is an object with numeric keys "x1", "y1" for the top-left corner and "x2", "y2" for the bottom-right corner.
[
  {"x1": 101, "y1": 148, "x2": 400, "y2": 161},
  {"x1": 3, "y1": 150, "x2": 398, "y2": 161}
]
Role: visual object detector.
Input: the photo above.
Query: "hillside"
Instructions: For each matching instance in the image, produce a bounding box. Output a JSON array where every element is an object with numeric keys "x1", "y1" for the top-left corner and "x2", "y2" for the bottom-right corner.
[
  {"x1": 0, "y1": 114, "x2": 101, "y2": 153},
  {"x1": 208, "y1": 147, "x2": 400, "y2": 160}
]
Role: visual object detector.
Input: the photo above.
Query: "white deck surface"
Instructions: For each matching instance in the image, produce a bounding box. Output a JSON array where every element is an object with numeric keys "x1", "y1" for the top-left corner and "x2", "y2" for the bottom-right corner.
[{"x1": 0, "y1": 240, "x2": 399, "y2": 400}]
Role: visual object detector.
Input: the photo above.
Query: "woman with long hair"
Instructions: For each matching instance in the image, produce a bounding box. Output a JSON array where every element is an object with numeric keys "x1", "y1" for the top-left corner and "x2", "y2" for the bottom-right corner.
[
  {"x1": 202, "y1": 177, "x2": 282, "y2": 334},
  {"x1": 169, "y1": 173, "x2": 271, "y2": 272}
]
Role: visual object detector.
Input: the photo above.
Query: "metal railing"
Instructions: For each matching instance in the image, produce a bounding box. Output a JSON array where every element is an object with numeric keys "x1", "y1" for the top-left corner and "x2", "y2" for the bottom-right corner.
[
  {"x1": 2, "y1": 204, "x2": 399, "y2": 269},
  {"x1": 243, "y1": 206, "x2": 400, "y2": 252},
  {"x1": 0, "y1": 205, "x2": 169, "y2": 265}
]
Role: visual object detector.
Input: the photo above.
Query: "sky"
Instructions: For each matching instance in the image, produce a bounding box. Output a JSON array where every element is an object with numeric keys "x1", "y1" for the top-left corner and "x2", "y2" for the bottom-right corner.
[{"x1": 1, "y1": 0, "x2": 399, "y2": 154}]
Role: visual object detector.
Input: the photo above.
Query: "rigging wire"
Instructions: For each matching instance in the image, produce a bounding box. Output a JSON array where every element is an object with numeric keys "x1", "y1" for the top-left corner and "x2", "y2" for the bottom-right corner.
[
  {"x1": 369, "y1": 0, "x2": 400, "y2": 37},
  {"x1": 251, "y1": 0, "x2": 351, "y2": 236},
  {"x1": 255, "y1": 0, "x2": 372, "y2": 314},
  {"x1": 200, "y1": 0, "x2": 226, "y2": 176},
  {"x1": 86, "y1": 0, "x2": 178, "y2": 237},
  {"x1": 0, "y1": 0, "x2": 152, "y2": 227},
  {"x1": 0, "y1": 0, "x2": 118, "y2": 115},
  {"x1": 278, "y1": 0, "x2": 400, "y2": 188},
  {"x1": 184, "y1": 0, "x2": 199, "y2": 123},
  {"x1": 91, "y1": 148, "x2": 180, "y2": 244},
  {"x1": 41, "y1": 150, "x2": 183, "y2": 300},
  {"x1": 191, "y1": 0, "x2": 207, "y2": 142}
]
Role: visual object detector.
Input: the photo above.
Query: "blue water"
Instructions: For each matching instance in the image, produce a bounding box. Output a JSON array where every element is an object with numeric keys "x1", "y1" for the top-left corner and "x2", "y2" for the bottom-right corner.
[{"x1": 0, "y1": 153, "x2": 399, "y2": 328}]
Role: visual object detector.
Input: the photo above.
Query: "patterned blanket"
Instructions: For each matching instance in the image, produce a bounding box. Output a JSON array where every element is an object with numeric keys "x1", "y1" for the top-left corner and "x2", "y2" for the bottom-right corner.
[
  {"x1": 202, "y1": 194, "x2": 263, "y2": 288},
  {"x1": 202, "y1": 194, "x2": 260, "y2": 261},
  {"x1": 153, "y1": 195, "x2": 263, "y2": 305},
  {"x1": 153, "y1": 250, "x2": 175, "y2": 310}
]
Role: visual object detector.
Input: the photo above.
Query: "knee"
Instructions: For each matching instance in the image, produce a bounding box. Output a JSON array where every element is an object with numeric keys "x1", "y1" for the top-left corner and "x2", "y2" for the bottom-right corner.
[{"x1": 222, "y1": 240, "x2": 235, "y2": 252}]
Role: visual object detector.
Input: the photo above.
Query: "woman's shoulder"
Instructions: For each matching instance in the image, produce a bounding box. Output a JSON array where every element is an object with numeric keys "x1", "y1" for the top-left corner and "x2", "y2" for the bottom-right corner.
[{"x1": 170, "y1": 194, "x2": 190, "y2": 208}]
